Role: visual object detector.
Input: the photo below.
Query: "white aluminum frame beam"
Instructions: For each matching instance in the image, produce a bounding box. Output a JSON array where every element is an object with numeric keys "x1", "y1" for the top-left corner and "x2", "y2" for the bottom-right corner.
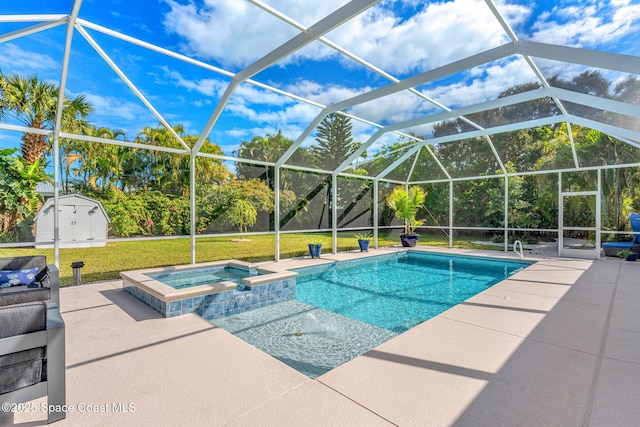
[
  {"x1": 75, "y1": 24, "x2": 190, "y2": 151},
  {"x1": 0, "y1": 14, "x2": 67, "y2": 23},
  {"x1": 346, "y1": 83, "x2": 640, "y2": 180},
  {"x1": 58, "y1": 132, "x2": 189, "y2": 154},
  {"x1": 519, "y1": 40, "x2": 640, "y2": 75},
  {"x1": 0, "y1": 19, "x2": 67, "y2": 43},
  {"x1": 0, "y1": 123, "x2": 52, "y2": 136},
  {"x1": 333, "y1": 87, "x2": 549, "y2": 175},
  {"x1": 566, "y1": 122, "x2": 581, "y2": 169},
  {"x1": 566, "y1": 116, "x2": 640, "y2": 148},
  {"x1": 548, "y1": 87, "x2": 640, "y2": 118},
  {"x1": 50, "y1": 0, "x2": 83, "y2": 267},
  {"x1": 484, "y1": 0, "x2": 570, "y2": 113}
]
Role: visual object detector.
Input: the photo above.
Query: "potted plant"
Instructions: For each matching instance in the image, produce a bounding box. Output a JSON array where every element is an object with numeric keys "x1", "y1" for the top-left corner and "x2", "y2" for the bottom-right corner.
[
  {"x1": 307, "y1": 238, "x2": 323, "y2": 258},
  {"x1": 385, "y1": 185, "x2": 426, "y2": 247},
  {"x1": 354, "y1": 232, "x2": 372, "y2": 252}
]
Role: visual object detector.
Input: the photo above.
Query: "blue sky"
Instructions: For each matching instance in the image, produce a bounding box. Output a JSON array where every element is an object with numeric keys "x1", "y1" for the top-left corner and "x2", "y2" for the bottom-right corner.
[{"x1": 1, "y1": 0, "x2": 639, "y2": 164}]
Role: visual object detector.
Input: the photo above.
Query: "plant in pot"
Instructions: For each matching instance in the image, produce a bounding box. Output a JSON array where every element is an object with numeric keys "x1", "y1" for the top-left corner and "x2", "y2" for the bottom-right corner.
[
  {"x1": 307, "y1": 238, "x2": 323, "y2": 258},
  {"x1": 354, "y1": 232, "x2": 372, "y2": 252},
  {"x1": 385, "y1": 185, "x2": 426, "y2": 247}
]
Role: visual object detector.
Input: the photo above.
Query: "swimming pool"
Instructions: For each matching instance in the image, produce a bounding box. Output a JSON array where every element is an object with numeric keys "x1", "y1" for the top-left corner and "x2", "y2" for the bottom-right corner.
[
  {"x1": 212, "y1": 251, "x2": 531, "y2": 378},
  {"x1": 295, "y1": 251, "x2": 528, "y2": 333}
]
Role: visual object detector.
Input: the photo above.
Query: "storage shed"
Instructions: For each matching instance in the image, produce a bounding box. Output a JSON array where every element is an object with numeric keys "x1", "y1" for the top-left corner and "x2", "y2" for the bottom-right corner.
[{"x1": 34, "y1": 194, "x2": 110, "y2": 248}]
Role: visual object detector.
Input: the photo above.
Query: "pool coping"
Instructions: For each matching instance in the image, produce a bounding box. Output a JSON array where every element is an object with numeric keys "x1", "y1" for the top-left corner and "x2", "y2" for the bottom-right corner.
[
  {"x1": 120, "y1": 259, "x2": 299, "y2": 318},
  {"x1": 119, "y1": 259, "x2": 297, "y2": 303},
  {"x1": 256, "y1": 246, "x2": 538, "y2": 274}
]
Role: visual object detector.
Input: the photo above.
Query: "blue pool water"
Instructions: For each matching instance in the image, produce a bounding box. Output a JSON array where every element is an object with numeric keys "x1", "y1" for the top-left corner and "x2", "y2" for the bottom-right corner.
[
  {"x1": 213, "y1": 300, "x2": 397, "y2": 379},
  {"x1": 150, "y1": 266, "x2": 256, "y2": 289},
  {"x1": 295, "y1": 251, "x2": 529, "y2": 333},
  {"x1": 211, "y1": 252, "x2": 530, "y2": 378}
]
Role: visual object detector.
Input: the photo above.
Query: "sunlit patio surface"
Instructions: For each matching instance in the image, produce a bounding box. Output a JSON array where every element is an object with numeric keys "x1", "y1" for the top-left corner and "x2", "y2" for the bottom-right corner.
[{"x1": 5, "y1": 247, "x2": 640, "y2": 426}]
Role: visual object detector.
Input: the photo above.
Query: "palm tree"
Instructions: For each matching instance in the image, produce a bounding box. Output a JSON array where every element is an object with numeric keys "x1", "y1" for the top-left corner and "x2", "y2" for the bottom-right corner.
[
  {"x1": 63, "y1": 126, "x2": 126, "y2": 191},
  {"x1": 235, "y1": 131, "x2": 292, "y2": 187},
  {"x1": 0, "y1": 72, "x2": 93, "y2": 164},
  {"x1": 136, "y1": 125, "x2": 229, "y2": 196}
]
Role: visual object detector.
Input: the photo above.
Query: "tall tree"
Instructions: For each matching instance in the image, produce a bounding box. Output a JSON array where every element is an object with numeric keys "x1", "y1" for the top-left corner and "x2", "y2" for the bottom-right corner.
[
  {"x1": 0, "y1": 72, "x2": 93, "y2": 164},
  {"x1": 312, "y1": 112, "x2": 361, "y2": 228},
  {"x1": 312, "y1": 112, "x2": 360, "y2": 170}
]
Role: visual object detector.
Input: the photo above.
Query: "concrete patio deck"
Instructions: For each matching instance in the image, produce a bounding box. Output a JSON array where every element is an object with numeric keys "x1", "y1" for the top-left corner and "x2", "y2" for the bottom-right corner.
[{"x1": 4, "y1": 247, "x2": 640, "y2": 426}]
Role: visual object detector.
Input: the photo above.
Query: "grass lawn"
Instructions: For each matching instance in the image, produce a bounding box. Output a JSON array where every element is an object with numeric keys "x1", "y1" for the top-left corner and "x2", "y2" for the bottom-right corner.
[{"x1": 0, "y1": 232, "x2": 499, "y2": 286}]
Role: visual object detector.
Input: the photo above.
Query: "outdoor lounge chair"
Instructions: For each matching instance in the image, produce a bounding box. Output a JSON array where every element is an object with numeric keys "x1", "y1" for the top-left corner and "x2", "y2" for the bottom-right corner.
[
  {"x1": 0, "y1": 256, "x2": 66, "y2": 423},
  {"x1": 602, "y1": 213, "x2": 640, "y2": 257}
]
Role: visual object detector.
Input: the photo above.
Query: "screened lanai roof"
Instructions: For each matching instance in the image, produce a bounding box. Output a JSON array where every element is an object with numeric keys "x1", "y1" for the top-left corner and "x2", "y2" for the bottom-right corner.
[{"x1": 1, "y1": 0, "x2": 640, "y2": 182}]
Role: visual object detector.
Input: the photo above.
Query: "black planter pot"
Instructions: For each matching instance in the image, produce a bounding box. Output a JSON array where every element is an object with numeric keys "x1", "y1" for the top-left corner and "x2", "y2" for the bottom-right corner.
[
  {"x1": 308, "y1": 244, "x2": 322, "y2": 258},
  {"x1": 358, "y1": 239, "x2": 370, "y2": 252},
  {"x1": 400, "y1": 234, "x2": 419, "y2": 247},
  {"x1": 626, "y1": 253, "x2": 638, "y2": 261}
]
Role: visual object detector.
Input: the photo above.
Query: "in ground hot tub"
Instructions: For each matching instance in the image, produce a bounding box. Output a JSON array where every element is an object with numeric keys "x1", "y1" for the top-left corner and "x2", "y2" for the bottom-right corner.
[{"x1": 120, "y1": 260, "x2": 297, "y2": 318}]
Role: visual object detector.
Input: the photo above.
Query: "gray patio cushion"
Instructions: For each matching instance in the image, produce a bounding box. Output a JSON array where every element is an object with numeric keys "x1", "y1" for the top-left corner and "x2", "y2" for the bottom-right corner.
[
  {"x1": 0, "y1": 285, "x2": 50, "y2": 307},
  {"x1": 0, "y1": 347, "x2": 45, "y2": 394},
  {"x1": 0, "y1": 301, "x2": 47, "y2": 339}
]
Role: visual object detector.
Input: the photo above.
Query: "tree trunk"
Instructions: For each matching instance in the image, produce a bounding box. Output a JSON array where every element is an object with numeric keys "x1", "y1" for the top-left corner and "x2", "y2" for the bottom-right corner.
[
  {"x1": 0, "y1": 210, "x2": 20, "y2": 235},
  {"x1": 21, "y1": 132, "x2": 48, "y2": 165}
]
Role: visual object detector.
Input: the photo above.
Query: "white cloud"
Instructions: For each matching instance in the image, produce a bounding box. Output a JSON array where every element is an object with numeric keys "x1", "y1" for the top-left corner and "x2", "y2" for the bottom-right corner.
[
  {"x1": 159, "y1": 67, "x2": 228, "y2": 97},
  {"x1": 282, "y1": 79, "x2": 370, "y2": 105},
  {"x1": 0, "y1": 44, "x2": 59, "y2": 74},
  {"x1": 161, "y1": 0, "x2": 521, "y2": 76},
  {"x1": 351, "y1": 90, "x2": 435, "y2": 125},
  {"x1": 529, "y1": 0, "x2": 640, "y2": 48},
  {"x1": 163, "y1": 0, "x2": 295, "y2": 69},
  {"x1": 161, "y1": 67, "x2": 301, "y2": 107},
  {"x1": 256, "y1": 0, "x2": 351, "y2": 26},
  {"x1": 328, "y1": 0, "x2": 519, "y2": 75},
  {"x1": 162, "y1": 0, "x2": 353, "y2": 69},
  {"x1": 82, "y1": 93, "x2": 155, "y2": 136},
  {"x1": 422, "y1": 57, "x2": 537, "y2": 109}
]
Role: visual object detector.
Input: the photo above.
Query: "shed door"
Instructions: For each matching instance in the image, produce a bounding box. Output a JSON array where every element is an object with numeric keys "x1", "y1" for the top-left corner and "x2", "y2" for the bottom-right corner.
[
  {"x1": 59, "y1": 204, "x2": 77, "y2": 243},
  {"x1": 60, "y1": 203, "x2": 100, "y2": 243},
  {"x1": 74, "y1": 204, "x2": 97, "y2": 241}
]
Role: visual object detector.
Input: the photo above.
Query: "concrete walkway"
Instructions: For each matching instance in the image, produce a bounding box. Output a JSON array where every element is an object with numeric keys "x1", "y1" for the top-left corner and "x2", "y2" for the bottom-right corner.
[{"x1": 6, "y1": 249, "x2": 640, "y2": 426}]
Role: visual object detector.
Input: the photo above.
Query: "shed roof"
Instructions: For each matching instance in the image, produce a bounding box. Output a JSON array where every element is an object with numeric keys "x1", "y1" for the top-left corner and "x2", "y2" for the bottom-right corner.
[{"x1": 33, "y1": 194, "x2": 110, "y2": 223}]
